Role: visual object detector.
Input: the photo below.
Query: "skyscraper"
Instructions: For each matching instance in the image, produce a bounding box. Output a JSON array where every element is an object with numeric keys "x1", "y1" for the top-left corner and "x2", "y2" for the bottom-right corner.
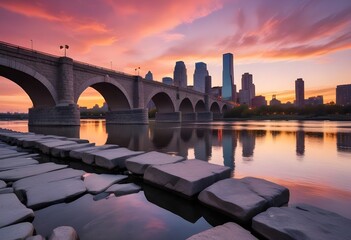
[
  {"x1": 295, "y1": 78, "x2": 305, "y2": 107},
  {"x1": 336, "y1": 84, "x2": 351, "y2": 106},
  {"x1": 193, "y1": 62, "x2": 209, "y2": 93},
  {"x1": 145, "y1": 71, "x2": 153, "y2": 80},
  {"x1": 222, "y1": 53, "x2": 235, "y2": 100},
  {"x1": 239, "y1": 73, "x2": 255, "y2": 106},
  {"x1": 173, "y1": 61, "x2": 187, "y2": 88}
]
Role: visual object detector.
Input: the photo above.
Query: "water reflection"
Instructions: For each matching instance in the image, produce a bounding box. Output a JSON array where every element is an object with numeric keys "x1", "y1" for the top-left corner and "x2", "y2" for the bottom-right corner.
[
  {"x1": 337, "y1": 132, "x2": 351, "y2": 152},
  {"x1": 296, "y1": 130, "x2": 305, "y2": 156}
]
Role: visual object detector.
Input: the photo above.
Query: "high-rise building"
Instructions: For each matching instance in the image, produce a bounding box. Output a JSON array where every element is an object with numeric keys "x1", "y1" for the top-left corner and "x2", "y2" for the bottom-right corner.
[
  {"x1": 336, "y1": 84, "x2": 351, "y2": 106},
  {"x1": 162, "y1": 77, "x2": 173, "y2": 85},
  {"x1": 222, "y1": 53, "x2": 235, "y2": 100},
  {"x1": 193, "y1": 62, "x2": 209, "y2": 93},
  {"x1": 239, "y1": 72, "x2": 255, "y2": 106},
  {"x1": 295, "y1": 78, "x2": 305, "y2": 107},
  {"x1": 145, "y1": 71, "x2": 153, "y2": 80},
  {"x1": 173, "y1": 61, "x2": 187, "y2": 88}
]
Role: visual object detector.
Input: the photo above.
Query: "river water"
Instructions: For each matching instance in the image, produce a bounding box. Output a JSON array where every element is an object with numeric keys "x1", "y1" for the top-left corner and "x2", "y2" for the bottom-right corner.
[{"x1": 1, "y1": 120, "x2": 351, "y2": 239}]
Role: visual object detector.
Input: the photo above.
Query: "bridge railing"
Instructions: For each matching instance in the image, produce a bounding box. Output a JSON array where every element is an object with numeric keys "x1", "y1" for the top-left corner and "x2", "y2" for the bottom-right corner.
[{"x1": 0, "y1": 41, "x2": 59, "y2": 59}]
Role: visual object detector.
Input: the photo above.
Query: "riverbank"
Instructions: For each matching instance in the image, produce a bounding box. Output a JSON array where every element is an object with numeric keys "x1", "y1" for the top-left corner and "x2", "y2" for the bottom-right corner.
[{"x1": 222, "y1": 114, "x2": 351, "y2": 121}]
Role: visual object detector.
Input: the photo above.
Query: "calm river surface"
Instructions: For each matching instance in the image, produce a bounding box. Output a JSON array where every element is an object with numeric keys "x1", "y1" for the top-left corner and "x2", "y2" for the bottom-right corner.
[{"x1": 1, "y1": 120, "x2": 351, "y2": 239}]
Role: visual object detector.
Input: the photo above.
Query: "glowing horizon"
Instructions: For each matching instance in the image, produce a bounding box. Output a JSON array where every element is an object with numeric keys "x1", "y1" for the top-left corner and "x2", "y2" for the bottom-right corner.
[{"x1": 0, "y1": 0, "x2": 350, "y2": 112}]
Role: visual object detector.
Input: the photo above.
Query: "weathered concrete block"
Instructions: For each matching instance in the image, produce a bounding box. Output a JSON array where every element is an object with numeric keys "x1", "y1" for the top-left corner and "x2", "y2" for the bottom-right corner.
[
  {"x1": 84, "y1": 173, "x2": 128, "y2": 194},
  {"x1": 26, "y1": 178, "x2": 86, "y2": 209},
  {"x1": 0, "y1": 222, "x2": 34, "y2": 240},
  {"x1": 144, "y1": 159, "x2": 231, "y2": 198},
  {"x1": 49, "y1": 226, "x2": 79, "y2": 240},
  {"x1": 187, "y1": 222, "x2": 257, "y2": 240},
  {"x1": 125, "y1": 151, "x2": 185, "y2": 175},
  {"x1": 70, "y1": 144, "x2": 118, "y2": 160},
  {"x1": 198, "y1": 177, "x2": 289, "y2": 224},
  {"x1": 94, "y1": 148, "x2": 144, "y2": 169},
  {"x1": 0, "y1": 193, "x2": 34, "y2": 228},
  {"x1": 252, "y1": 204, "x2": 351, "y2": 240}
]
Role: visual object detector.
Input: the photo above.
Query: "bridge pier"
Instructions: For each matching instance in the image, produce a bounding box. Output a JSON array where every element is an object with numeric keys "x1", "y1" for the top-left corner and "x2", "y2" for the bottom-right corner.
[
  {"x1": 181, "y1": 113, "x2": 197, "y2": 122},
  {"x1": 213, "y1": 113, "x2": 223, "y2": 120},
  {"x1": 28, "y1": 104, "x2": 80, "y2": 126},
  {"x1": 155, "y1": 112, "x2": 182, "y2": 123},
  {"x1": 196, "y1": 112, "x2": 213, "y2": 122},
  {"x1": 105, "y1": 109, "x2": 148, "y2": 124}
]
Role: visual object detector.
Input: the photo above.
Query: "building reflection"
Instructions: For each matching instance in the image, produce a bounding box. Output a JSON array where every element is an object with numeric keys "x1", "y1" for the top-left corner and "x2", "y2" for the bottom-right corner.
[
  {"x1": 239, "y1": 130, "x2": 256, "y2": 160},
  {"x1": 337, "y1": 132, "x2": 351, "y2": 152},
  {"x1": 222, "y1": 129, "x2": 236, "y2": 170},
  {"x1": 296, "y1": 130, "x2": 305, "y2": 156}
]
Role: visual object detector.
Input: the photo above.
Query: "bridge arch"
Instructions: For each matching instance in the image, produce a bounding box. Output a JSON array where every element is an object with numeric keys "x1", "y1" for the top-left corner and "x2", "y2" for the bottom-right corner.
[
  {"x1": 195, "y1": 100, "x2": 206, "y2": 112},
  {"x1": 145, "y1": 91, "x2": 175, "y2": 113},
  {"x1": 75, "y1": 76, "x2": 132, "y2": 110},
  {"x1": 210, "y1": 102, "x2": 221, "y2": 113},
  {"x1": 179, "y1": 98, "x2": 194, "y2": 112},
  {"x1": 0, "y1": 58, "x2": 57, "y2": 107}
]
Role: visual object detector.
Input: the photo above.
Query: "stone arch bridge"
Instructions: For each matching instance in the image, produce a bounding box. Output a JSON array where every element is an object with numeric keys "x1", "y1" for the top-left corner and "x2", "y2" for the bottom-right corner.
[{"x1": 0, "y1": 41, "x2": 233, "y2": 125}]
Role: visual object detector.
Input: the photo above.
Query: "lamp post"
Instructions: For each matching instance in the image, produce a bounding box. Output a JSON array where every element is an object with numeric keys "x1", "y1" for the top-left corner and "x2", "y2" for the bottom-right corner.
[
  {"x1": 30, "y1": 40, "x2": 33, "y2": 50},
  {"x1": 60, "y1": 45, "x2": 69, "y2": 57},
  {"x1": 135, "y1": 66, "x2": 140, "y2": 76}
]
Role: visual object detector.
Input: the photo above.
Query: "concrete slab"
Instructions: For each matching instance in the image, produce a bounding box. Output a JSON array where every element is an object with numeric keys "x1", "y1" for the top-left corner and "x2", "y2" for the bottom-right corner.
[
  {"x1": 0, "y1": 193, "x2": 34, "y2": 228},
  {"x1": 252, "y1": 204, "x2": 351, "y2": 240},
  {"x1": 94, "y1": 148, "x2": 144, "y2": 169},
  {"x1": 125, "y1": 151, "x2": 185, "y2": 175},
  {"x1": 0, "y1": 163, "x2": 67, "y2": 181},
  {"x1": 187, "y1": 222, "x2": 257, "y2": 240},
  {"x1": 0, "y1": 157, "x2": 38, "y2": 171},
  {"x1": 49, "y1": 226, "x2": 79, "y2": 240},
  {"x1": 0, "y1": 179, "x2": 6, "y2": 188},
  {"x1": 144, "y1": 159, "x2": 231, "y2": 198},
  {"x1": 0, "y1": 152, "x2": 30, "y2": 159},
  {"x1": 13, "y1": 168, "x2": 85, "y2": 191},
  {"x1": 0, "y1": 222, "x2": 34, "y2": 240},
  {"x1": 70, "y1": 144, "x2": 118, "y2": 160},
  {"x1": 21, "y1": 136, "x2": 58, "y2": 148},
  {"x1": 198, "y1": 177, "x2": 289, "y2": 224},
  {"x1": 38, "y1": 140, "x2": 78, "y2": 154},
  {"x1": 105, "y1": 183, "x2": 141, "y2": 196},
  {"x1": 26, "y1": 178, "x2": 86, "y2": 209},
  {"x1": 84, "y1": 173, "x2": 128, "y2": 194},
  {"x1": 50, "y1": 143, "x2": 95, "y2": 158},
  {"x1": 0, "y1": 188, "x2": 14, "y2": 194}
]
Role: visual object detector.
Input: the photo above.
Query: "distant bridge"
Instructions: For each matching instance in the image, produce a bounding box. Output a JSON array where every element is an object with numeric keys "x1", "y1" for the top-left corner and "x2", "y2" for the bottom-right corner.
[{"x1": 0, "y1": 41, "x2": 233, "y2": 125}]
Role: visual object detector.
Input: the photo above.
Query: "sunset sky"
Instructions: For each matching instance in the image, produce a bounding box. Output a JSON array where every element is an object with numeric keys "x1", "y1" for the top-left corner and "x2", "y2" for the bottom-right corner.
[{"x1": 0, "y1": 0, "x2": 351, "y2": 112}]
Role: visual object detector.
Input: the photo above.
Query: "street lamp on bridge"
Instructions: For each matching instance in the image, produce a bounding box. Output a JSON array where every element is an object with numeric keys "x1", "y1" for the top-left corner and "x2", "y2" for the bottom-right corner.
[
  {"x1": 60, "y1": 45, "x2": 69, "y2": 57},
  {"x1": 135, "y1": 66, "x2": 140, "y2": 76}
]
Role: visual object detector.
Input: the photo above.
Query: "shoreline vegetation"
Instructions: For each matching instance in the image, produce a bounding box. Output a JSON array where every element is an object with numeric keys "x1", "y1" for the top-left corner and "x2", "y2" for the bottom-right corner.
[{"x1": 0, "y1": 105, "x2": 350, "y2": 121}]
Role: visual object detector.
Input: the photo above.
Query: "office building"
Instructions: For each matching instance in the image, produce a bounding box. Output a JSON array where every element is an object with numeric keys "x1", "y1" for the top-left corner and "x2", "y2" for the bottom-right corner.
[
  {"x1": 295, "y1": 78, "x2": 305, "y2": 107},
  {"x1": 270, "y1": 95, "x2": 281, "y2": 106},
  {"x1": 251, "y1": 95, "x2": 267, "y2": 108},
  {"x1": 145, "y1": 71, "x2": 153, "y2": 80},
  {"x1": 336, "y1": 84, "x2": 351, "y2": 106},
  {"x1": 239, "y1": 72, "x2": 255, "y2": 106},
  {"x1": 193, "y1": 62, "x2": 209, "y2": 93},
  {"x1": 162, "y1": 77, "x2": 173, "y2": 85},
  {"x1": 222, "y1": 53, "x2": 235, "y2": 100},
  {"x1": 173, "y1": 61, "x2": 187, "y2": 88},
  {"x1": 305, "y1": 96, "x2": 323, "y2": 105}
]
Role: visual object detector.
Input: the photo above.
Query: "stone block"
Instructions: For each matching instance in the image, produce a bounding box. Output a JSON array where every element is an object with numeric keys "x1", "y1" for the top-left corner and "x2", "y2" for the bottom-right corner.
[{"x1": 144, "y1": 159, "x2": 231, "y2": 198}]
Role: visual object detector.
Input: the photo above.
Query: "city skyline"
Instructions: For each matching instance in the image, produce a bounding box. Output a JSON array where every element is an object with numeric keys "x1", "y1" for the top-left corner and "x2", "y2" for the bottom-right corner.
[{"x1": 0, "y1": 0, "x2": 351, "y2": 111}]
